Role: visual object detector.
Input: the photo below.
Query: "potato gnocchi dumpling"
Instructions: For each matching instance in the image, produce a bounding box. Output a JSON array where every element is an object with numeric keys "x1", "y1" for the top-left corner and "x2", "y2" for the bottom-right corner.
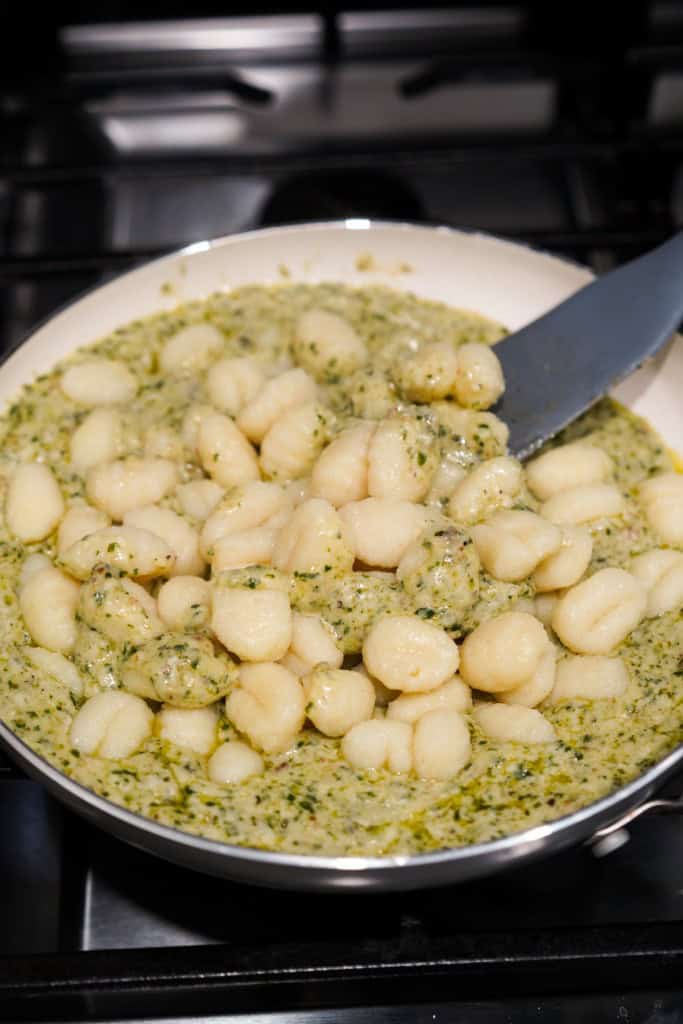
[
  {"x1": 452, "y1": 342, "x2": 505, "y2": 410},
  {"x1": 551, "y1": 568, "x2": 646, "y2": 655},
  {"x1": 207, "y1": 740, "x2": 264, "y2": 784},
  {"x1": 200, "y1": 480, "x2": 290, "y2": 557},
  {"x1": 363, "y1": 614, "x2": 459, "y2": 692},
  {"x1": 631, "y1": 549, "x2": 683, "y2": 617},
  {"x1": 540, "y1": 483, "x2": 625, "y2": 525},
  {"x1": 303, "y1": 666, "x2": 375, "y2": 737},
  {"x1": 122, "y1": 633, "x2": 237, "y2": 708},
  {"x1": 526, "y1": 441, "x2": 612, "y2": 500},
  {"x1": 160, "y1": 323, "x2": 224, "y2": 375},
  {"x1": 212, "y1": 571, "x2": 292, "y2": 662},
  {"x1": 386, "y1": 675, "x2": 471, "y2": 723},
  {"x1": 6, "y1": 463, "x2": 64, "y2": 543},
  {"x1": 273, "y1": 498, "x2": 355, "y2": 575},
  {"x1": 548, "y1": 654, "x2": 629, "y2": 705},
  {"x1": 60, "y1": 359, "x2": 137, "y2": 406},
  {"x1": 342, "y1": 718, "x2": 413, "y2": 774},
  {"x1": 78, "y1": 571, "x2": 164, "y2": 646},
  {"x1": 533, "y1": 525, "x2": 592, "y2": 593},
  {"x1": 260, "y1": 402, "x2": 333, "y2": 482},
  {"x1": 471, "y1": 510, "x2": 561, "y2": 583},
  {"x1": 638, "y1": 472, "x2": 683, "y2": 544},
  {"x1": 294, "y1": 309, "x2": 367, "y2": 378},
  {"x1": 87, "y1": 458, "x2": 178, "y2": 521},
  {"x1": 123, "y1": 506, "x2": 204, "y2": 577},
  {"x1": 396, "y1": 523, "x2": 480, "y2": 629},
  {"x1": 20, "y1": 565, "x2": 80, "y2": 653},
  {"x1": 367, "y1": 413, "x2": 436, "y2": 503},
  {"x1": 473, "y1": 702, "x2": 556, "y2": 744},
  {"x1": 237, "y1": 368, "x2": 317, "y2": 443},
  {"x1": 57, "y1": 504, "x2": 111, "y2": 557},
  {"x1": 157, "y1": 704, "x2": 218, "y2": 755},
  {"x1": 310, "y1": 421, "x2": 375, "y2": 506},
  {"x1": 226, "y1": 662, "x2": 305, "y2": 754},
  {"x1": 3, "y1": 278, "x2": 681, "y2": 860},
  {"x1": 60, "y1": 525, "x2": 175, "y2": 580},
  {"x1": 198, "y1": 413, "x2": 260, "y2": 489},
  {"x1": 157, "y1": 575, "x2": 211, "y2": 631},
  {"x1": 70, "y1": 408, "x2": 123, "y2": 473},
  {"x1": 448, "y1": 456, "x2": 523, "y2": 525},
  {"x1": 70, "y1": 690, "x2": 153, "y2": 758},
  {"x1": 206, "y1": 356, "x2": 265, "y2": 416}
]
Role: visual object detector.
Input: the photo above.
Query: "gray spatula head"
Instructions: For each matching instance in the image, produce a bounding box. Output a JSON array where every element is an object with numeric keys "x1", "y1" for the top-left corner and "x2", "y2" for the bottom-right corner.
[{"x1": 493, "y1": 233, "x2": 683, "y2": 460}]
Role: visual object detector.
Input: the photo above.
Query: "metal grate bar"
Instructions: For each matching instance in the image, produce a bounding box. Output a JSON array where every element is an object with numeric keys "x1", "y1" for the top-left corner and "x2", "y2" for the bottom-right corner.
[
  {"x1": 1, "y1": 922, "x2": 682, "y2": 1019},
  {"x1": 3, "y1": 139, "x2": 683, "y2": 187}
]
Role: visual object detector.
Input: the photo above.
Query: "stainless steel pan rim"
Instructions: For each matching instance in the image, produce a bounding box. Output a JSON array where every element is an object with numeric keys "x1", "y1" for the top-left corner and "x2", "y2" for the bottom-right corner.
[
  {"x1": 0, "y1": 219, "x2": 681, "y2": 890},
  {"x1": 2, "y1": 717, "x2": 681, "y2": 891}
]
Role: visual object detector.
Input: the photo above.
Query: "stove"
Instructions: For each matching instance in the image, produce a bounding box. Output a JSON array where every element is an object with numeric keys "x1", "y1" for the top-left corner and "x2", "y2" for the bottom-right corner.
[{"x1": 2, "y1": 4, "x2": 683, "y2": 1021}]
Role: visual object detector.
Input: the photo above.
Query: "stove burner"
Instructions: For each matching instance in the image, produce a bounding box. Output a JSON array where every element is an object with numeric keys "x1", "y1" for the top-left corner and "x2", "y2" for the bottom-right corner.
[{"x1": 259, "y1": 170, "x2": 424, "y2": 226}]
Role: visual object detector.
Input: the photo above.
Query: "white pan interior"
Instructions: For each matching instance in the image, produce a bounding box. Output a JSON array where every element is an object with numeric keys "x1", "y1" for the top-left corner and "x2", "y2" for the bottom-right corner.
[{"x1": 2, "y1": 220, "x2": 681, "y2": 451}]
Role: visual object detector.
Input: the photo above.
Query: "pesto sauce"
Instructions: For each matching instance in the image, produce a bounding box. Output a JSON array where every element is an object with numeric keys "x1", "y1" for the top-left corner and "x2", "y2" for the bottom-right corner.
[{"x1": 0, "y1": 283, "x2": 681, "y2": 857}]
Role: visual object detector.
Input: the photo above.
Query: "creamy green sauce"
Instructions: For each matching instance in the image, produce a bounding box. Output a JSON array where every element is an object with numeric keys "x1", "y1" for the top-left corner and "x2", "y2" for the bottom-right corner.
[{"x1": 0, "y1": 283, "x2": 681, "y2": 857}]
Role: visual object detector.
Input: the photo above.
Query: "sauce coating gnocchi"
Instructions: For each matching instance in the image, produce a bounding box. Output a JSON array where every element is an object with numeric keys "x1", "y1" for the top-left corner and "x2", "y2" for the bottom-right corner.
[{"x1": 1, "y1": 280, "x2": 681, "y2": 860}]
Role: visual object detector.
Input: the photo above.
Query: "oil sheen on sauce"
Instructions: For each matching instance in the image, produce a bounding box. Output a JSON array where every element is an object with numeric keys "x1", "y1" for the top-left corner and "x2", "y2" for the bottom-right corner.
[{"x1": 0, "y1": 282, "x2": 681, "y2": 857}]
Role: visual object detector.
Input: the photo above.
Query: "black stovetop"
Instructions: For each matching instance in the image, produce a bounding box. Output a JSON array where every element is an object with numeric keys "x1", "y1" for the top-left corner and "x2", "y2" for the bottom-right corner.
[{"x1": 2, "y1": 4, "x2": 683, "y2": 1021}]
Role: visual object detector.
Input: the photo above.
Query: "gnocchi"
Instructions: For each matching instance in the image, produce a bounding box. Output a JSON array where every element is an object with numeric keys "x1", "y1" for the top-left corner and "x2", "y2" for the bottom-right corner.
[
  {"x1": 70, "y1": 408, "x2": 123, "y2": 473},
  {"x1": 87, "y1": 458, "x2": 178, "y2": 521},
  {"x1": 473, "y1": 703, "x2": 556, "y2": 744},
  {"x1": 386, "y1": 676, "x2": 471, "y2": 722},
  {"x1": 3, "y1": 275, "x2": 682, "y2": 861},
  {"x1": 303, "y1": 666, "x2": 375, "y2": 737},
  {"x1": 70, "y1": 691, "x2": 153, "y2": 758},
  {"x1": 452, "y1": 342, "x2": 505, "y2": 410},
  {"x1": 459, "y1": 612, "x2": 547, "y2": 693},
  {"x1": 630, "y1": 549, "x2": 683, "y2": 617},
  {"x1": 551, "y1": 568, "x2": 646, "y2": 655},
  {"x1": 367, "y1": 414, "x2": 435, "y2": 502},
  {"x1": 60, "y1": 359, "x2": 136, "y2": 405},
  {"x1": 160, "y1": 323, "x2": 224, "y2": 375},
  {"x1": 363, "y1": 614, "x2": 459, "y2": 692},
  {"x1": 310, "y1": 421, "x2": 375, "y2": 506},
  {"x1": 526, "y1": 441, "x2": 612, "y2": 500},
  {"x1": 157, "y1": 575, "x2": 211, "y2": 631},
  {"x1": 212, "y1": 574, "x2": 292, "y2": 662},
  {"x1": 294, "y1": 309, "x2": 367, "y2": 377},
  {"x1": 638, "y1": 472, "x2": 683, "y2": 544},
  {"x1": 157, "y1": 705, "x2": 218, "y2": 755},
  {"x1": 413, "y1": 708, "x2": 471, "y2": 779},
  {"x1": 471, "y1": 510, "x2": 561, "y2": 582},
  {"x1": 540, "y1": 483, "x2": 625, "y2": 525},
  {"x1": 342, "y1": 719, "x2": 413, "y2": 773},
  {"x1": 123, "y1": 506, "x2": 204, "y2": 577},
  {"x1": 339, "y1": 498, "x2": 427, "y2": 569},
  {"x1": 6, "y1": 463, "x2": 64, "y2": 543},
  {"x1": 226, "y1": 662, "x2": 305, "y2": 754},
  {"x1": 533, "y1": 525, "x2": 593, "y2": 593},
  {"x1": 448, "y1": 456, "x2": 523, "y2": 525},
  {"x1": 548, "y1": 654, "x2": 629, "y2": 704},
  {"x1": 20, "y1": 565, "x2": 80, "y2": 653},
  {"x1": 60, "y1": 525, "x2": 175, "y2": 580},
  {"x1": 273, "y1": 498, "x2": 355, "y2": 575},
  {"x1": 206, "y1": 356, "x2": 265, "y2": 416},
  {"x1": 207, "y1": 741, "x2": 264, "y2": 784},
  {"x1": 197, "y1": 413, "x2": 260, "y2": 489},
  {"x1": 237, "y1": 368, "x2": 317, "y2": 444}
]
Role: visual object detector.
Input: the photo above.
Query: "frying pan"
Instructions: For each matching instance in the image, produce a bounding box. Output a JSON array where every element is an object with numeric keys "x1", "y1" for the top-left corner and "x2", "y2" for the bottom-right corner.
[{"x1": 1, "y1": 221, "x2": 682, "y2": 891}]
